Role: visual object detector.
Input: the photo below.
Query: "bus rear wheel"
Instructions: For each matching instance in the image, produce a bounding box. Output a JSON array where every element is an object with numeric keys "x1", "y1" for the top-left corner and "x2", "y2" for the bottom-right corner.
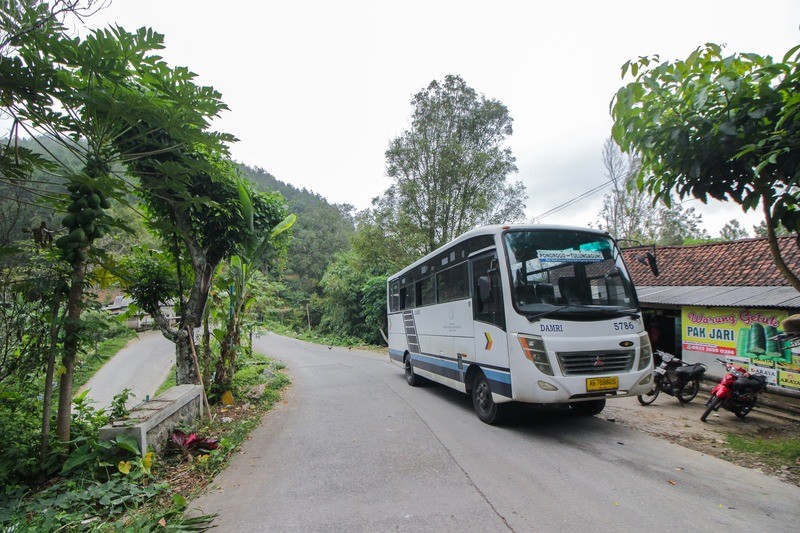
[
  {"x1": 570, "y1": 399, "x2": 606, "y2": 416},
  {"x1": 472, "y1": 372, "x2": 504, "y2": 425},
  {"x1": 404, "y1": 355, "x2": 421, "y2": 387}
]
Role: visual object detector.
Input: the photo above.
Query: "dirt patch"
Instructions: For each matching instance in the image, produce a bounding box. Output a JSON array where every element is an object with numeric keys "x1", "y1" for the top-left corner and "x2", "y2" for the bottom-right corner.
[{"x1": 603, "y1": 394, "x2": 800, "y2": 487}]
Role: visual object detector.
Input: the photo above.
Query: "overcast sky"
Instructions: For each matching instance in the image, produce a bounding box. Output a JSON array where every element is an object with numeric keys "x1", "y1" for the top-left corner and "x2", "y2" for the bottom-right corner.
[{"x1": 87, "y1": 0, "x2": 799, "y2": 236}]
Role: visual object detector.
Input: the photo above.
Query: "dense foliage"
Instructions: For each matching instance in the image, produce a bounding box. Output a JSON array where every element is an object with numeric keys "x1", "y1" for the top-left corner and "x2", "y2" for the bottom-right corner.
[{"x1": 612, "y1": 43, "x2": 800, "y2": 288}]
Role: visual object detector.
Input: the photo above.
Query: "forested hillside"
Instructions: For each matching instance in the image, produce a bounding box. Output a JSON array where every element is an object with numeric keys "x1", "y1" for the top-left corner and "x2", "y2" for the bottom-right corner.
[{"x1": 238, "y1": 164, "x2": 354, "y2": 295}]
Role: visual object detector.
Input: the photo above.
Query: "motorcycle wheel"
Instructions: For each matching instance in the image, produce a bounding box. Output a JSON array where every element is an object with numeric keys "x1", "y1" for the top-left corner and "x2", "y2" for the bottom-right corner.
[
  {"x1": 735, "y1": 405, "x2": 753, "y2": 419},
  {"x1": 676, "y1": 378, "x2": 701, "y2": 403},
  {"x1": 700, "y1": 395, "x2": 722, "y2": 422},
  {"x1": 637, "y1": 382, "x2": 661, "y2": 405}
]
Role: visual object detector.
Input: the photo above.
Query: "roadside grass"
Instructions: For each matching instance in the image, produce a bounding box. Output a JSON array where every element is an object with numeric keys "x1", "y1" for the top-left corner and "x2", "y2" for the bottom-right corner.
[
  {"x1": 1, "y1": 347, "x2": 289, "y2": 531},
  {"x1": 264, "y1": 320, "x2": 384, "y2": 350},
  {"x1": 139, "y1": 352, "x2": 290, "y2": 521},
  {"x1": 726, "y1": 433, "x2": 800, "y2": 467},
  {"x1": 120, "y1": 351, "x2": 290, "y2": 528},
  {"x1": 154, "y1": 365, "x2": 177, "y2": 397}
]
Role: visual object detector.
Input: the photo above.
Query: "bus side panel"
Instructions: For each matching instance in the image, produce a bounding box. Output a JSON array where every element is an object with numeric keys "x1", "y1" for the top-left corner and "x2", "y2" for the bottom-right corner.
[
  {"x1": 472, "y1": 321, "x2": 512, "y2": 400},
  {"x1": 409, "y1": 301, "x2": 473, "y2": 392},
  {"x1": 415, "y1": 301, "x2": 473, "y2": 359}
]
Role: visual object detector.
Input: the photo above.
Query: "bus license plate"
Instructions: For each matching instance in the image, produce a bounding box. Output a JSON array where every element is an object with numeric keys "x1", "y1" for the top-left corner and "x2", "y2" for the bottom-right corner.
[{"x1": 586, "y1": 376, "x2": 618, "y2": 391}]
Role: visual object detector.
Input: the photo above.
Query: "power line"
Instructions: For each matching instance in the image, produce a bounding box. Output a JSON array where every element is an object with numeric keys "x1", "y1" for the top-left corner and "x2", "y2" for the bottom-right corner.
[{"x1": 531, "y1": 179, "x2": 613, "y2": 222}]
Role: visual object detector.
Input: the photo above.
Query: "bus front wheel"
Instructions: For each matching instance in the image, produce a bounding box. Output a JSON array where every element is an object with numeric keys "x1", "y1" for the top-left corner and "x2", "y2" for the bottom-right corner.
[{"x1": 472, "y1": 372, "x2": 504, "y2": 425}]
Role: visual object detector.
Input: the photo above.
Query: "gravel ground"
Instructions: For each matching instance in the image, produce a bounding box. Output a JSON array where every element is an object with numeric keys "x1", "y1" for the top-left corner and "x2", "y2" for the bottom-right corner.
[{"x1": 603, "y1": 392, "x2": 800, "y2": 487}]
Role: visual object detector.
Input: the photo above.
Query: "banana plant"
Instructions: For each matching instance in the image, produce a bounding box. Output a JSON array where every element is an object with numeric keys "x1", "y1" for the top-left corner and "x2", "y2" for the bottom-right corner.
[{"x1": 213, "y1": 180, "x2": 295, "y2": 389}]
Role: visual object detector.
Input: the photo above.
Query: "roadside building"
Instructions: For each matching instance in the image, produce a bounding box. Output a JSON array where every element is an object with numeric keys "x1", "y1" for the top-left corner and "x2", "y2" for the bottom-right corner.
[
  {"x1": 101, "y1": 294, "x2": 179, "y2": 330},
  {"x1": 621, "y1": 237, "x2": 800, "y2": 396}
]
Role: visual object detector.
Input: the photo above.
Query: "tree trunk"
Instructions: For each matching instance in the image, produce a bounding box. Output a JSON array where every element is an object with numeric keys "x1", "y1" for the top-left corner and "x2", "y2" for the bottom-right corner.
[
  {"x1": 763, "y1": 196, "x2": 800, "y2": 292},
  {"x1": 175, "y1": 328, "x2": 199, "y2": 384},
  {"x1": 172, "y1": 251, "x2": 216, "y2": 383},
  {"x1": 56, "y1": 259, "x2": 87, "y2": 443},
  {"x1": 202, "y1": 309, "x2": 211, "y2": 389},
  {"x1": 40, "y1": 284, "x2": 63, "y2": 462}
]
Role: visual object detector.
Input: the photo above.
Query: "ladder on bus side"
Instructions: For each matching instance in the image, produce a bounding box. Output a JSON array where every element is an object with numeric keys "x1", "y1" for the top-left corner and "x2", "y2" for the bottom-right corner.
[{"x1": 402, "y1": 310, "x2": 421, "y2": 354}]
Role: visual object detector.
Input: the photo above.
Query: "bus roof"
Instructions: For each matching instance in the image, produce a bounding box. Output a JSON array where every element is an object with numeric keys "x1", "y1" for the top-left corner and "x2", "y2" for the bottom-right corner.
[{"x1": 388, "y1": 224, "x2": 612, "y2": 281}]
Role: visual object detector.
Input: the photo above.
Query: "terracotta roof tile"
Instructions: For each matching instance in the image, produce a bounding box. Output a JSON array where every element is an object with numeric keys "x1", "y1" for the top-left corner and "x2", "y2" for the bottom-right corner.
[{"x1": 621, "y1": 237, "x2": 800, "y2": 288}]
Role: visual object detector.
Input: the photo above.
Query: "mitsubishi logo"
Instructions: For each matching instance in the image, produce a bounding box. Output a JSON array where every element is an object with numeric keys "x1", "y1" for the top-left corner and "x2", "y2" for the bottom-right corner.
[{"x1": 593, "y1": 356, "x2": 605, "y2": 367}]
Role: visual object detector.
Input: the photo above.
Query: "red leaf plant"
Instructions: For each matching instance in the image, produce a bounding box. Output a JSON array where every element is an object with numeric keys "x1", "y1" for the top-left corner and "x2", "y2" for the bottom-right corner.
[{"x1": 169, "y1": 429, "x2": 219, "y2": 458}]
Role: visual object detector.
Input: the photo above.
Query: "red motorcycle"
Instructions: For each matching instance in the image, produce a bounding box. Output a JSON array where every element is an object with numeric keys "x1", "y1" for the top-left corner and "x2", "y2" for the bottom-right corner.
[{"x1": 700, "y1": 358, "x2": 767, "y2": 422}]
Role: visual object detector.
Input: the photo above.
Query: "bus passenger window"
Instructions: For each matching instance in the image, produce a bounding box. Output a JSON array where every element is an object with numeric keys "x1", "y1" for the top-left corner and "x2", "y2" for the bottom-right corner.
[
  {"x1": 418, "y1": 277, "x2": 435, "y2": 306},
  {"x1": 436, "y1": 263, "x2": 468, "y2": 303},
  {"x1": 400, "y1": 285, "x2": 416, "y2": 309},
  {"x1": 389, "y1": 281, "x2": 400, "y2": 312}
]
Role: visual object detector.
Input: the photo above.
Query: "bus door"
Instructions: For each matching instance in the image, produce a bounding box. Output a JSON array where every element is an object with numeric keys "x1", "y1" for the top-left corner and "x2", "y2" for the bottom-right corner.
[{"x1": 471, "y1": 252, "x2": 510, "y2": 385}]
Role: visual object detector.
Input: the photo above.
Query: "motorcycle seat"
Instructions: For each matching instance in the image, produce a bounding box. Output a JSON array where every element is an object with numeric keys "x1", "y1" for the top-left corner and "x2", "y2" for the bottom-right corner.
[
  {"x1": 675, "y1": 363, "x2": 706, "y2": 379},
  {"x1": 733, "y1": 374, "x2": 767, "y2": 391}
]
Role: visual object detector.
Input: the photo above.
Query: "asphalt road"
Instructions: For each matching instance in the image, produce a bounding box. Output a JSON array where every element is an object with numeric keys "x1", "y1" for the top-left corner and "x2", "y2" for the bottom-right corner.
[
  {"x1": 190, "y1": 334, "x2": 800, "y2": 532},
  {"x1": 81, "y1": 330, "x2": 174, "y2": 410}
]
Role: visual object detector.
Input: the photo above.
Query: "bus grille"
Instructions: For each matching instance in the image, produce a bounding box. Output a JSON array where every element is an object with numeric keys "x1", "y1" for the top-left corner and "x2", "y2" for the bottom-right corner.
[{"x1": 556, "y1": 350, "x2": 634, "y2": 375}]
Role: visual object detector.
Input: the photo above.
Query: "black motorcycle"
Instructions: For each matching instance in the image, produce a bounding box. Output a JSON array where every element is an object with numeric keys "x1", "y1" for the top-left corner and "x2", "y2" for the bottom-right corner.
[{"x1": 638, "y1": 350, "x2": 708, "y2": 405}]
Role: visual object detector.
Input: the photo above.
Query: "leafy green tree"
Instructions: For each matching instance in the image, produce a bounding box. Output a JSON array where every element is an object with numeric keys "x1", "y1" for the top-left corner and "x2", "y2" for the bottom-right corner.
[
  {"x1": 384, "y1": 74, "x2": 526, "y2": 256},
  {"x1": 612, "y1": 43, "x2": 800, "y2": 290},
  {"x1": 318, "y1": 250, "x2": 386, "y2": 344},
  {"x1": 360, "y1": 275, "x2": 388, "y2": 344},
  {"x1": 4, "y1": 8, "x2": 243, "y2": 438},
  {"x1": 2, "y1": 8, "x2": 127, "y2": 443},
  {"x1": 350, "y1": 199, "x2": 417, "y2": 273},
  {"x1": 720, "y1": 219, "x2": 750, "y2": 241},
  {"x1": 597, "y1": 138, "x2": 658, "y2": 242},
  {"x1": 753, "y1": 220, "x2": 790, "y2": 238},
  {"x1": 119, "y1": 147, "x2": 280, "y2": 385},
  {"x1": 658, "y1": 202, "x2": 709, "y2": 245},
  {"x1": 597, "y1": 139, "x2": 709, "y2": 245}
]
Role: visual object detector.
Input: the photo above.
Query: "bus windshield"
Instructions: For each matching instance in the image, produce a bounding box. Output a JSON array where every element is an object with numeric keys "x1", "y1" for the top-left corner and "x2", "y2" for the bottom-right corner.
[{"x1": 503, "y1": 229, "x2": 639, "y2": 319}]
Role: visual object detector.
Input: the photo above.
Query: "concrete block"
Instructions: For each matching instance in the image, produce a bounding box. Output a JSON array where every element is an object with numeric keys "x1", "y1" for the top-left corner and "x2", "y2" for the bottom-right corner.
[{"x1": 100, "y1": 384, "x2": 203, "y2": 454}]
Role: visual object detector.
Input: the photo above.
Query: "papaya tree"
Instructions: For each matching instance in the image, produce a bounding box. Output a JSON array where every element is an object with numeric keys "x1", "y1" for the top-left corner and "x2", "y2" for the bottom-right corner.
[
  {"x1": 611, "y1": 43, "x2": 800, "y2": 290},
  {"x1": 3, "y1": 18, "x2": 233, "y2": 440},
  {"x1": 2, "y1": 23, "x2": 142, "y2": 442}
]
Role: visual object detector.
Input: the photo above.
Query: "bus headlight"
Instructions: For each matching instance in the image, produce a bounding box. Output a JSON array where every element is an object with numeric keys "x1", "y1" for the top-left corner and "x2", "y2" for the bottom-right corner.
[
  {"x1": 638, "y1": 333, "x2": 653, "y2": 370},
  {"x1": 518, "y1": 335, "x2": 554, "y2": 376}
]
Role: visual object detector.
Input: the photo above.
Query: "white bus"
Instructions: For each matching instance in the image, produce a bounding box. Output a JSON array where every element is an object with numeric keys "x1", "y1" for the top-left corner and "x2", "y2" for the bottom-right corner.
[{"x1": 387, "y1": 224, "x2": 654, "y2": 424}]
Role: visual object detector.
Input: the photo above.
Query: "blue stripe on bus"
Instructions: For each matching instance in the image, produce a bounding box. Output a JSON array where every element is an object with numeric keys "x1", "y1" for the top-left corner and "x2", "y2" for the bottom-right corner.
[{"x1": 392, "y1": 348, "x2": 512, "y2": 398}]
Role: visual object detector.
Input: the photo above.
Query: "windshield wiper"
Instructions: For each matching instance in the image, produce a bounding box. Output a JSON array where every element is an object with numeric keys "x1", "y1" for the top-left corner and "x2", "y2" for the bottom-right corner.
[
  {"x1": 526, "y1": 304, "x2": 640, "y2": 322},
  {"x1": 526, "y1": 305, "x2": 571, "y2": 322}
]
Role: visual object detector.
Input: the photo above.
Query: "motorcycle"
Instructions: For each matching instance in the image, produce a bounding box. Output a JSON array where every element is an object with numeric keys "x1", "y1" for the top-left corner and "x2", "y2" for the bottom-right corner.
[
  {"x1": 638, "y1": 350, "x2": 707, "y2": 405},
  {"x1": 700, "y1": 358, "x2": 768, "y2": 422}
]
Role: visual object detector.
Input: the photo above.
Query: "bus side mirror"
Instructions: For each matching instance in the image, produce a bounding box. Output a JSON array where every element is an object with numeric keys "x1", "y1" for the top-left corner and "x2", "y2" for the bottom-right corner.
[
  {"x1": 645, "y1": 251, "x2": 659, "y2": 277},
  {"x1": 478, "y1": 276, "x2": 492, "y2": 303},
  {"x1": 636, "y1": 249, "x2": 659, "y2": 277}
]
